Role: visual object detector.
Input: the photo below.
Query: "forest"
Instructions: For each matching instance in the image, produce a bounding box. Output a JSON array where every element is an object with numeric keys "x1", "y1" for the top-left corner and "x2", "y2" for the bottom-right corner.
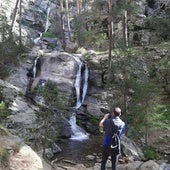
[{"x1": 0, "y1": 0, "x2": 169, "y2": 169}]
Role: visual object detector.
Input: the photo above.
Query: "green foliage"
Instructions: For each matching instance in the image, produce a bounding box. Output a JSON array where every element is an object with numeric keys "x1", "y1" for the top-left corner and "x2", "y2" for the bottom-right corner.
[
  {"x1": 34, "y1": 80, "x2": 71, "y2": 111},
  {"x1": 0, "y1": 40, "x2": 25, "y2": 79},
  {"x1": 0, "y1": 147, "x2": 9, "y2": 167},
  {"x1": 42, "y1": 31, "x2": 56, "y2": 38},
  {"x1": 114, "y1": 0, "x2": 136, "y2": 16},
  {"x1": 151, "y1": 104, "x2": 170, "y2": 130},
  {"x1": 145, "y1": 17, "x2": 170, "y2": 40},
  {"x1": 35, "y1": 81, "x2": 58, "y2": 106},
  {"x1": 0, "y1": 66, "x2": 9, "y2": 79},
  {"x1": 127, "y1": 79, "x2": 162, "y2": 140},
  {"x1": 143, "y1": 146, "x2": 162, "y2": 161},
  {"x1": 106, "y1": 47, "x2": 166, "y2": 143},
  {"x1": 0, "y1": 102, "x2": 9, "y2": 123}
]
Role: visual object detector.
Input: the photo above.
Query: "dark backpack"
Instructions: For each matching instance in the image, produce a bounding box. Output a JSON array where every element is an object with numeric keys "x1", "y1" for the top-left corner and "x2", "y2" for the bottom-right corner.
[
  {"x1": 109, "y1": 119, "x2": 121, "y2": 155},
  {"x1": 109, "y1": 133, "x2": 120, "y2": 155}
]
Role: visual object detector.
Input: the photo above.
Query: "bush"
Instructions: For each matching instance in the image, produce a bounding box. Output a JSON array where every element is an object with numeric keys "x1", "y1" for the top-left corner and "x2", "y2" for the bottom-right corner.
[
  {"x1": 0, "y1": 147, "x2": 9, "y2": 167},
  {"x1": 42, "y1": 32, "x2": 56, "y2": 38},
  {"x1": 0, "y1": 101, "x2": 9, "y2": 123},
  {"x1": 0, "y1": 66, "x2": 9, "y2": 79},
  {"x1": 143, "y1": 146, "x2": 162, "y2": 161}
]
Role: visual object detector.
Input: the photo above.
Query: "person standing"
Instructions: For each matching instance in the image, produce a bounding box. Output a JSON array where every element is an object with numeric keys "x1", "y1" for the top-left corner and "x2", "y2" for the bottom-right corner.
[{"x1": 99, "y1": 107, "x2": 125, "y2": 170}]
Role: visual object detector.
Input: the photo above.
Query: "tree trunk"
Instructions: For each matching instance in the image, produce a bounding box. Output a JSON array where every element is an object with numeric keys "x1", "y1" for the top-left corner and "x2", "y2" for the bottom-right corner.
[
  {"x1": 107, "y1": 0, "x2": 114, "y2": 81},
  {"x1": 145, "y1": 108, "x2": 148, "y2": 145},
  {"x1": 77, "y1": 0, "x2": 82, "y2": 16},
  {"x1": 19, "y1": 0, "x2": 22, "y2": 47},
  {"x1": 65, "y1": 0, "x2": 71, "y2": 41},
  {"x1": 10, "y1": 0, "x2": 20, "y2": 37},
  {"x1": 59, "y1": 0, "x2": 66, "y2": 50},
  {"x1": 76, "y1": 0, "x2": 83, "y2": 47},
  {"x1": 122, "y1": 10, "x2": 128, "y2": 47}
]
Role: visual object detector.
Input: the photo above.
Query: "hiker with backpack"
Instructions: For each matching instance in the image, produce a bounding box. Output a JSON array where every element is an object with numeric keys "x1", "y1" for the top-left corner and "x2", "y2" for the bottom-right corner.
[{"x1": 99, "y1": 107, "x2": 125, "y2": 170}]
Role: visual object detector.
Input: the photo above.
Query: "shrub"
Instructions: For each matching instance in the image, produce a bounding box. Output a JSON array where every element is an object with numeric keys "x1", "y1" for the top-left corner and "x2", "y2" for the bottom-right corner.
[
  {"x1": 0, "y1": 147, "x2": 9, "y2": 167},
  {"x1": 0, "y1": 66, "x2": 9, "y2": 79},
  {"x1": 0, "y1": 101, "x2": 9, "y2": 123},
  {"x1": 143, "y1": 146, "x2": 162, "y2": 161},
  {"x1": 42, "y1": 32, "x2": 56, "y2": 38}
]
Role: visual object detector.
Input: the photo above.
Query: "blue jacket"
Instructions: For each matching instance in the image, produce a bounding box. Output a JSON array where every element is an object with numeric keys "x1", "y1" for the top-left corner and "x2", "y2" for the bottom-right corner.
[{"x1": 103, "y1": 116, "x2": 125, "y2": 146}]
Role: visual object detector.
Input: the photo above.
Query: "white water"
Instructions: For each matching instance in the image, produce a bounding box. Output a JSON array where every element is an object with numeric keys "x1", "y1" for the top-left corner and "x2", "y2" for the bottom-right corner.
[
  {"x1": 33, "y1": 33, "x2": 42, "y2": 44},
  {"x1": 69, "y1": 55, "x2": 89, "y2": 141},
  {"x1": 69, "y1": 113, "x2": 89, "y2": 141},
  {"x1": 32, "y1": 3, "x2": 89, "y2": 141},
  {"x1": 72, "y1": 55, "x2": 88, "y2": 109},
  {"x1": 73, "y1": 56, "x2": 82, "y2": 109},
  {"x1": 33, "y1": 57, "x2": 39, "y2": 78},
  {"x1": 33, "y1": 3, "x2": 50, "y2": 45},
  {"x1": 44, "y1": 6, "x2": 51, "y2": 32},
  {"x1": 82, "y1": 63, "x2": 88, "y2": 104}
]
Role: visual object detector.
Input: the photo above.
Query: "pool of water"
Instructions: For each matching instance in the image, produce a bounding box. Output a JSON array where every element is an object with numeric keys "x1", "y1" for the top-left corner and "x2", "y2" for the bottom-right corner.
[{"x1": 55, "y1": 135, "x2": 103, "y2": 166}]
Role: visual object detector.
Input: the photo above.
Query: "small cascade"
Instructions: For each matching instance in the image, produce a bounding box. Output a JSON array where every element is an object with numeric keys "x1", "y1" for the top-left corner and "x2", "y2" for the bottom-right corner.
[
  {"x1": 69, "y1": 55, "x2": 89, "y2": 141},
  {"x1": 33, "y1": 33, "x2": 42, "y2": 44},
  {"x1": 32, "y1": 57, "x2": 39, "y2": 79},
  {"x1": 81, "y1": 63, "x2": 88, "y2": 105},
  {"x1": 33, "y1": 3, "x2": 51, "y2": 45},
  {"x1": 30, "y1": 1, "x2": 89, "y2": 141},
  {"x1": 72, "y1": 55, "x2": 88, "y2": 109},
  {"x1": 69, "y1": 113, "x2": 89, "y2": 141},
  {"x1": 73, "y1": 56, "x2": 83, "y2": 109},
  {"x1": 45, "y1": 6, "x2": 51, "y2": 32}
]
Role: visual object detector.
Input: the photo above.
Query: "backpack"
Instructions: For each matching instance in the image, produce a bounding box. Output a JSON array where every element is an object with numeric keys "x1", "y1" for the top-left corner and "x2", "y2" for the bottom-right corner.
[
  {"x1": 109, "y1": 119, "x2": 121, "y2": 155},
  {"x1": 109, "y1": 133, "x2": 120, "y2": 155}
]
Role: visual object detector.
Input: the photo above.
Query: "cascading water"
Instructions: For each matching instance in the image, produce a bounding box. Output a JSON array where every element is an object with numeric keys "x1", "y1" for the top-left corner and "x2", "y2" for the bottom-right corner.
[
  {"x1": 32, "y1": 2, "x2": 51, "y2": 105},
  {"x1": 69, "y1": 55, "x2": 89, "y2": 141},
  {"x1": 33, "y1": 3, "x2": 51, "y2": 45},
  {"x1": 72, "y1": 55, "x2": 88, "y2": 109},
  {"x1": 33, "y1": 57, "x2": 40, "y2": 79},
  {"x1": 44, "y1": 6, "x2": 50, "y2": 32},
  {"x1": 31, "y1": 2, "x2": 89, "y2": 141}
]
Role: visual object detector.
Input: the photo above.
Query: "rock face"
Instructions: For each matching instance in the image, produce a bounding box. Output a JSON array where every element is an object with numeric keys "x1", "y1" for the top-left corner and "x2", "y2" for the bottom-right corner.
[
  {"x1": 0, "y1": 135, "x2": 52, "y2": 170},
  {"x1": 0, "y1": 0, "x2": 169, "y2": 169},
  {"x1": 2, "y1": 49, "x2": 82, "y2": 140},
  {"x1": 30, "y1": 51, "x2": 77, "y2": 108}
]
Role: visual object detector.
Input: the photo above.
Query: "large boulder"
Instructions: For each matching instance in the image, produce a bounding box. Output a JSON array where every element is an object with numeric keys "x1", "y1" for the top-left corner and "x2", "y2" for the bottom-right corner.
[
  {"x1": 138, "y1": 160, "x2": 160, "y2": 170},
  {"x1": 31, "y1": 51, "x2": 77, "y2": 109},
  {"x1": 121, "y1": 136, "x2": 144, "y2": 161},
  {"x1": 0, "y1": 135, "x2": 52, "y2": 170}
]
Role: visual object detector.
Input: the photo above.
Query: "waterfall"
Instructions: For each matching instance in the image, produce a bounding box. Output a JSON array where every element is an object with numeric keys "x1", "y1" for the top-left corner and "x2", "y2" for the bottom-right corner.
[
  {"x1": 72, "y1": 55, "x2": 88, "y2": 109},
  {"x1": 44, "y1": 6, "x2": 50, "y2": 32},
  {"x1": 68, "y1": 55, "x2": 89, "y2": 141},
  {"x1": 33, "y1": 3, "x2": 51, "y2": 45},
  {"x1": 69, "y1": 113, "x2": 89, "y2": 141},
  {"x1": 82, "y1": 63, "x2": 88, "y2": 104},
  {"x1": 31, "y1": 2, "x2": 89, "y2": 141},
  {"x1": 33, "y1": 57, "x2": 39, "y2": 79}
]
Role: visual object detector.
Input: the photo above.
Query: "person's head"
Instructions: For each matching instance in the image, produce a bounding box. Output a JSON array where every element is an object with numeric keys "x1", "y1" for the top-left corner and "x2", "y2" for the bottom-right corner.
[{"x1": 113, "y1": 107, "x2": 121, "y2": 116}]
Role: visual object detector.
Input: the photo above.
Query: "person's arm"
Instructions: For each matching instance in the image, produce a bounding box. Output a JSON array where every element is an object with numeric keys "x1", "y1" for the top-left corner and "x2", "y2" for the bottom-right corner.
[{"x1": 99, "y1": 113, "x2": 109, "y2": 127}]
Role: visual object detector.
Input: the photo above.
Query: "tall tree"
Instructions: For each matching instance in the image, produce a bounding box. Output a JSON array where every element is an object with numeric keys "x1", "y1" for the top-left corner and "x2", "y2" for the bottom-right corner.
[
  {"x1": 59, "y1": 0, "x2": 66, "y2": 50},
  {"x1": 65, "y1": 0, "x2": 71, "y2": 41},
  {"x1": 77, "y1": 0, "x2": 82, "y2": 16},
  {"x1": 122, "y1": 10, "x2": 128, "y2": 47},
  {"x1": 75, "y1": 0, "x2": 84, "y2": 46},
  {"x1": 107, "y1": 0, "x2": 114, "y2": 80},
  {"x1": 10, "y1": 0, "x2": 20, "y2": 37},
  {"x1": 19, "y1": 0, "x2": 22, "y2": 47}
]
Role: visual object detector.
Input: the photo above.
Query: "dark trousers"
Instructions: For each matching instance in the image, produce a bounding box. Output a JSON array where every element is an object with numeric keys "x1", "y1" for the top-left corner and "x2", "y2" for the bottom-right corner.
[{"x1": 101, "y1": 145, "x2": 118, "y2": 170}]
